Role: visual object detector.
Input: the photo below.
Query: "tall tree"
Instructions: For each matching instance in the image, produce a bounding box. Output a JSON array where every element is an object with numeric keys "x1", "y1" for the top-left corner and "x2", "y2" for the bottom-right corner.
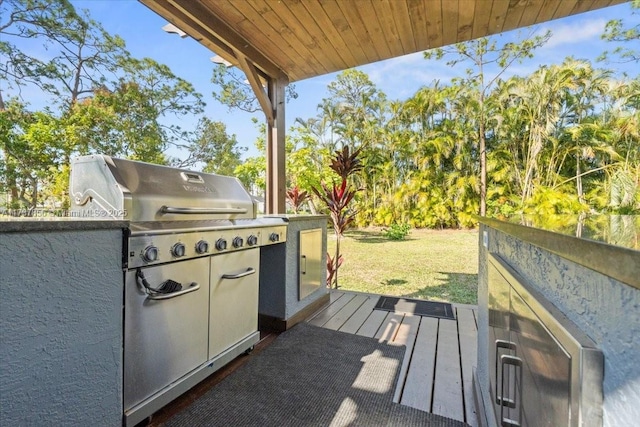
[
  {"x1": 599, "y1": 0, "x2": 640, "y2": 64},
  {"x1": 181, "y1": 117, "x2": 245, "y2": 175},
  {"x1": 425, "y1": 31, "x2": 551, "y2": 216}
]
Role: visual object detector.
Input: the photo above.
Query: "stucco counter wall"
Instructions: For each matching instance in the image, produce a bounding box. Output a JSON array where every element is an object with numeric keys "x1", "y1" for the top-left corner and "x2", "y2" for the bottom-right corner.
[
  {"x1": 475, "y1": 217, "x2": 639, "y2": 427},
  {"x1": 259, "y1": 215, "x2": 328, "y2": 329},
  {"x1": 0, "y1": 220, "x2": 125, "y2": 426}
]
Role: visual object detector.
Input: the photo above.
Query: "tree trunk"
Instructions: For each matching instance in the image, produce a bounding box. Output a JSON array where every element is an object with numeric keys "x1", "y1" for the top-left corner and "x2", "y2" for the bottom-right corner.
[
  {"x1": 479, "y1": 120, "x2": 487, "y2": 216},
  {"x1": 576, "y1": 152, "x2": 584, "y2": 203}
]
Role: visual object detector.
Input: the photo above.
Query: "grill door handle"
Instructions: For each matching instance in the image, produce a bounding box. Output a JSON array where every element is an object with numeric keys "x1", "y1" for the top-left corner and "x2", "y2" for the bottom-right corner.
[
  {"x1": 495, "y1": 340, "x2": 517, "y2": 407},
  {"x1": 500, "y1": 355, "x2": 523, "y2": 427},
  {"x1": 146, "y1": 283, "x2": 200, "y2": 300},
  {"x1": 222, "y1": 267, "x2": 256, "y2": 280},
  {"x1": 160, "y1": 206, "x2": 248, "y2": 215}
]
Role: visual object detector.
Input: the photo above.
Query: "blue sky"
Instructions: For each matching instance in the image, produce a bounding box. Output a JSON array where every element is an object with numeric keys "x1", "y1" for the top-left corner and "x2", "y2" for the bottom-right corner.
[{"x1": 9, "y1": 1, "x2": 640, "y2": 161}]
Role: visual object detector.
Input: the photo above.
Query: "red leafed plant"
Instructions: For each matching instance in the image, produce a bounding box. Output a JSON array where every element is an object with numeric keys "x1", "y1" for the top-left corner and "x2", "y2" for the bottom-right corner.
[
  {"x1": 312, "y1": 146, "x2": 362, "y2": 288},
  {"x1": 286, "y1": 185, "x2": 310, "y2": 214}
]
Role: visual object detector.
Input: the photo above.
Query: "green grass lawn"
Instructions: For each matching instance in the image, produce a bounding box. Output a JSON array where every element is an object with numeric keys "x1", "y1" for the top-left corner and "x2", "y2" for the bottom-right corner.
[{"x1": 328, "y1": 228, "x2": 479, "y2": 305}]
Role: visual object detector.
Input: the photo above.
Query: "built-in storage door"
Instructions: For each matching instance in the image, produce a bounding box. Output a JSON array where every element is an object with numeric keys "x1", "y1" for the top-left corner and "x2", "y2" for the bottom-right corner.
[
  {"x1": 299, "y1": 228, "x2": 322, "y2": 300},
  {"x1": 489, "y1": 259, "x2": 515, "y2": 424},
  {"x1": 510, "y1": 287, "x2": 571, "y2": 427},
  {"x1": 124, "y1": 257, "x2": 210, "y2": 410},
  {"x1": 209, "y1": 248, "x2": 260, "y2": 358}
]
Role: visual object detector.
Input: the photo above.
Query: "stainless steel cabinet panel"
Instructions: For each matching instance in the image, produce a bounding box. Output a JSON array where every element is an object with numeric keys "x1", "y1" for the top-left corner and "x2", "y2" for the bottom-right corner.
[
  {"x1": 299, "y1": 228, "x2": 322, "y2": 300},
  {"x1": 489, "y1": 261, "x2": 516, "y2": 423},
  {"x1": 511, "y1": 287, "x2": 571, "y2": 427},
  {"x1": 124, "y1": 257, "x2": 210, "y2": 410},
  {"x1": 209, "y1": 248, "x2": 260, "y2": 358},
  {"x1": 488, "y1": 254, "x2": 603, "y2": 427}
]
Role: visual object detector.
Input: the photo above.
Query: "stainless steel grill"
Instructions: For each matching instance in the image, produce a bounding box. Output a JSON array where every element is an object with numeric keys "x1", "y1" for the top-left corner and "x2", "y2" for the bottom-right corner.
[{"x1": 70, "y1": 154, "x2": 287, "y2": 427}]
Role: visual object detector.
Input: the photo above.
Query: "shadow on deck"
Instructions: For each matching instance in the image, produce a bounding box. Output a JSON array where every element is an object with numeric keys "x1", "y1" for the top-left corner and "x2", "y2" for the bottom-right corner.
[{"x1": 307, "y1": 290, "x2": 478, "y2": 426}]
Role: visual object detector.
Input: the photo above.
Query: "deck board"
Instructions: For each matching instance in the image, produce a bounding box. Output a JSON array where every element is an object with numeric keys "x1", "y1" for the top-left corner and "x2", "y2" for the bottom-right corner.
[
  {"x1": 457, "y1": 307, "x2": 479, "y2": 426},
  {"x1": 400, "y1": 316, "x2": 438, "y2": 411},
  {"x1": 432, "y1": 318, "x2": 464, "y2": 420},
  {"x1": 339, "y1": 295, "x2": 380, "y2": 334},
  {"x1": 391, "y1": 314, "x2": 421, "y2": 402},
  {"x1": 307, "y1": 292, "x2": 355, "y2": 327},
  {"x1": 354, "y1": 306, "x2": 389, "y2": 337},
  {"x1": 322, "y1": 293, "x2": 369, "y2": 330},
  {"x1": 305, "y1": 291, "x2": 478, "y2": 426},
  {"x1": 374, "y1": 311, "x2": 405, "y2": 343}
]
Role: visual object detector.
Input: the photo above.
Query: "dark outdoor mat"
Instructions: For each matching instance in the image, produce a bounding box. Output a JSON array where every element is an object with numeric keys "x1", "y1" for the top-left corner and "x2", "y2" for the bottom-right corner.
[
  {"x1": 374, "y1": 296, "x2": 455, "y2": 320},
  {"x1": 166, "y1": 322, "x2": 467, "y2": 427}
]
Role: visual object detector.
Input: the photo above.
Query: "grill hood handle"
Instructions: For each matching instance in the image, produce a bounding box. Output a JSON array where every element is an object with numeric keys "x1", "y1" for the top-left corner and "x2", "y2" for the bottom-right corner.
[{"x1": 160, "y1": 206, "x2": 248, "y2": 215}]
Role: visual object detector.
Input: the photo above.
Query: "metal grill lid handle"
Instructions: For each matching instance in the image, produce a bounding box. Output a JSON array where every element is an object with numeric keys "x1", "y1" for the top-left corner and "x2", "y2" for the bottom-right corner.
[{"x1": 160, "y1": 206, "x2": 248, "y2": 215}]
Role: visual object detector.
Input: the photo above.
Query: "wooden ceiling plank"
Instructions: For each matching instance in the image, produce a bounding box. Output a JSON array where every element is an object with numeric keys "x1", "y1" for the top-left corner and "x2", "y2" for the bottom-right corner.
[
  {"x1": 219, "y1": 0, "x2": 315, "y2": 80},
  {"x1": 552, "y1": 0, "x2": 580, "y2": 19},
  {"x1": 536, "y1": 0, "x2": 562, "y2": 22},
  {"x1": 356, "y1": 0, "x2": 394, "y2": 60},
  {"x1": 200, "y1": 0, "x2": 245, "y2": 25},
  {"x1": 375, "y1": 0, "x2": 405, "y2": 58},
  {"x1": 270, "y1": 0, "x2": 341, "y2": 76},
  {"x1": 501, "y1": 0, "x2": 528, "y2": 34},
  {"x1": 242, "y1": 0, "x2": 329, "y2": 78},
  {"x1": 300, "y1": 0, "x2": 360, "y2": 68},
  {"x1": 572, "y1": 0, "x2": 598, "y2": 15},
  {"x1": 408, "y1": 0, "x2": 431, "y2": 51},
  {"x1": 457, "y1": 0, "x2": 476, "y2": 42},
  {"x1": 317, "y1": 0, "x2": 372, "y2": 67},
  {"x1": 425, "y1": 0, "x2": 444, "y2": 48},
  {"x1": 333, "y1": 0, "x2": 380, "y2": 63},
  {"x1": 487, "y1": 0, "x2": 510, "y2": 36},
  {"x1": 441, "y1": 0, "x2": 459, "y2": 46},
  {"x1": 165, "y1": 0, "x2": 287, "y2": 79},
  {"x1": 387, "y1": 0, "x2": 417, "y2": 53},
  {"x1": 519, "y1": 0, "x2": 545, "y2": 27},
  {"x1": 471, "y1": 0, "x2": 493, "y2": 39}
]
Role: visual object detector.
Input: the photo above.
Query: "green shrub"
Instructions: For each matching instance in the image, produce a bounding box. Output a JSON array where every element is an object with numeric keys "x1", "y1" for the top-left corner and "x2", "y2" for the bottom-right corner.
[{"x1": 383, "y1": 223, "x2": 411, "y2": 240}]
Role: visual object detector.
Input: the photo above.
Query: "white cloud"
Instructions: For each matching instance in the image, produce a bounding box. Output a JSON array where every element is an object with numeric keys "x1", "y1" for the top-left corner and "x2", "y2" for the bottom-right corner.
[{"x1": 543, "y1": 18, "x2": 607, "y2": 49}]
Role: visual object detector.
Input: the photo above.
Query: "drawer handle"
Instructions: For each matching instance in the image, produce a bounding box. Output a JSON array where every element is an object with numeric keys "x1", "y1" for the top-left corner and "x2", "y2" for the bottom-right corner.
[
  {"x1": 495, "y1": 340, "x2": 517, "y2": 407},
  {"x1": 146, "y1": 283, "x2": 200, "y2": 300},
  {"x1": 136, "y1": 268, "x2": 200, "y2": 300},
  {"x1": 500, "y1": 355, "x2": 523, "y2": 427},
  {"x1": 222, "y1": 267, "x2": 256, "y2": 280}
]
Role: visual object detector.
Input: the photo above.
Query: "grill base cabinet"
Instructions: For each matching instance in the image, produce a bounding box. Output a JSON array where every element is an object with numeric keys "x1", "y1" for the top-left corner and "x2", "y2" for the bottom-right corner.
[
  {"x1": 124, "y1": 247, "x2": 262, "y2": 427},
  {"x1": 486, "y1": 254, "x2": 603, "y2": 427},
  {"x1": 259, "y1": 215, "x2": 328, "y2": 331}
]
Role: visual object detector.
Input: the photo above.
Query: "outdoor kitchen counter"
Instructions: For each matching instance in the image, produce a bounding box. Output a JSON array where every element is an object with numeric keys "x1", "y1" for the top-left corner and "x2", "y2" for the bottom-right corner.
[
  {"x1": 0, "y1": 217, "x2": 128, "y2": 232},
  {"x1": 475, "y1": 215, "x2": 640, "y2": 427},
  {"x1": 0, "y1": 219, "x2": 126, "y2": 426},
  {"x1": 479, "y1": 215, "x2": 639, "y2": 289}
]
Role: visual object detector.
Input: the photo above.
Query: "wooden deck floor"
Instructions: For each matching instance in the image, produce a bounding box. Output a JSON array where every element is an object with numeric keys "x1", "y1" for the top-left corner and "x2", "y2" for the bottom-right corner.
[{"x1": 306, "y1": 291, "x2": 478, "y2": 427}]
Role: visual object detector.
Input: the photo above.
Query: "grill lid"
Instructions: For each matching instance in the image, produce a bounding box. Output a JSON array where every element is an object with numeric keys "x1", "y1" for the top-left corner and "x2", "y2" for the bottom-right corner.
[{"x1": 70, "y1": 155, "x2": 257, "y2": 222}]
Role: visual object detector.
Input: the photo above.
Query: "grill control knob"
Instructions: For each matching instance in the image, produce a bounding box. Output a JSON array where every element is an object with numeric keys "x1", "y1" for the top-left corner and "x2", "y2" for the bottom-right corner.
[
  {"x1": 215, "y1": 238, "x2": 227, "y2": 251},
  {"x1": 142, "y1": 245, "x2": 159, "y2": 263},
  {"x1": 195, "y1": 240, "x2": 209, "y2": 254},
  {"x1": 247, "y1": 235, "x2": 258, "y2": 246},
  {"x1": 269, "y1": 232, "x2": 280, "y2": 242},
  {"x1": 232, "y1": 237, "x2": 244, "y2": 248},
  {"x1": 171, "y1": 243, "x2": 186, "y2": 258}
]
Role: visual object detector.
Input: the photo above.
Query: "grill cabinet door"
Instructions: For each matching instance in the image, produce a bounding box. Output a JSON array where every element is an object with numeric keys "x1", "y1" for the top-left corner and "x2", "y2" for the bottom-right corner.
[
  {"x1": 209, "y1": 248, "x2": 260, "y2": 358},
  {"x1": 124, "y1": 257, "x2": 210, "y2": 410}
]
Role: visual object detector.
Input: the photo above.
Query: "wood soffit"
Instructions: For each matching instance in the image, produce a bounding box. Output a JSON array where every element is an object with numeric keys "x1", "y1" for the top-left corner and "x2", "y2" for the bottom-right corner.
[{"x1": 140, "y1": 0, "x2": 626, "y2": 83}]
